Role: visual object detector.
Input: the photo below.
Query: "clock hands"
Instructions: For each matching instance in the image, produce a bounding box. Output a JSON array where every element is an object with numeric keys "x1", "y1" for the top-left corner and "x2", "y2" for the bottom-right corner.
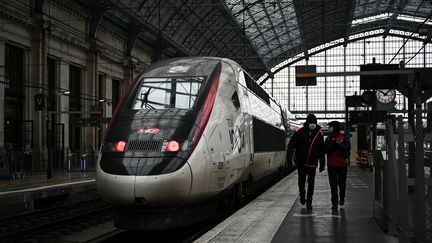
[{"x1": 379, "y1": 89, "x2": 391, "y2": 95}]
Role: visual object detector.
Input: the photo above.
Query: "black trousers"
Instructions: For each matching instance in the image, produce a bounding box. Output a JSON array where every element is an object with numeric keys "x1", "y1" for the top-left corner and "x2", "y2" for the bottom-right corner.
[
  {"x1": 328, "y1": 166, "x2": 348, "y2": 206},
  {"x1": 297, "y1": 166, "x2": 316, "y2": 204}
]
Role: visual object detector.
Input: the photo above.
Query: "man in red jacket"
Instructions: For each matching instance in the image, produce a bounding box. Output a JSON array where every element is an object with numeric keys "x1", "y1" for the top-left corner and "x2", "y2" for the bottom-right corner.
[
  {"x1": 325, "y1": 121, "x2": 351, "y2": 210},
  {"x1": 287, "y1": 114, "x2": 325, "y2": 210}
]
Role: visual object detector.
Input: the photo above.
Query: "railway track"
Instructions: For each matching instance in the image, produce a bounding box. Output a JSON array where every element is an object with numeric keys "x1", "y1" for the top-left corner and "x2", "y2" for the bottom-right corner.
[
  {"x1": 0, "y1": 171, "x2": 294, "y2": 243},
  {"x1": 0, "y1": 199, "x2": 114, "y2": 243}
]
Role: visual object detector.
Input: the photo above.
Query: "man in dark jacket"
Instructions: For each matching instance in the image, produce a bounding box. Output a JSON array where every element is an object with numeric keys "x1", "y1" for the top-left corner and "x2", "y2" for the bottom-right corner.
[
  {"x1": 325, "y1": 121, "x2": 351, "y2": 210},
  {"x1": 287, "y1": 114, "x2": 325, "y2": 209}
]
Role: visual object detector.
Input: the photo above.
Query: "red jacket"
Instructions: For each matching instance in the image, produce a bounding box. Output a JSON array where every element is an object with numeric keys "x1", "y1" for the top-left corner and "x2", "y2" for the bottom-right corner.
[{"x1": 325, "y1": 132, "x2": 350, "y2": 167}]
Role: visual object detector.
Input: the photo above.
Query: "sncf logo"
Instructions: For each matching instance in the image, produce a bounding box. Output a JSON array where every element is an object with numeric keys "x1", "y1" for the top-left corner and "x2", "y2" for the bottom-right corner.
[{"x1": 138, "y1": 126, "x2": 160, "y2": 134}]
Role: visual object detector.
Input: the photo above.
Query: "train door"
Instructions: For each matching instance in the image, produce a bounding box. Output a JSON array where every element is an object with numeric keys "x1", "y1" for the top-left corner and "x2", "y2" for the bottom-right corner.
[{"x1": 237, "y1": 71, "x2": 253, "y2": 173}]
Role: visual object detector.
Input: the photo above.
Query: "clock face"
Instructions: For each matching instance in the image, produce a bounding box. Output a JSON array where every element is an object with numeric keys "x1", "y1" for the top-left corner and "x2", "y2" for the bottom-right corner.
[{"x1": 376, "y1": 89, "x2": 396, "y2": 104}]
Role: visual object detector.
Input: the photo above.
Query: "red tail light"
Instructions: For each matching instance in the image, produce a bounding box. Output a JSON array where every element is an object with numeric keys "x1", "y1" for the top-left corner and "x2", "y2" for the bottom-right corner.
[
  {"x1": 115, "y1": 140, "x2": 127, "y2": 152},
  {"x1": 165, "y1": 140, "x2": 180, "y2": 152}
]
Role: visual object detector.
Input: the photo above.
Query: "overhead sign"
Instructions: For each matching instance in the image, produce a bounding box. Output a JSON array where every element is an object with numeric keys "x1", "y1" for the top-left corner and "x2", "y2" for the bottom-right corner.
[
  {"x1": 360, "y1": 64, "x2": 399, "y2": 89},
  {"x1": 34, "y1": 94, "x2": 45, "y2": 111},
  {"x1": 295, "y1": 65, "x2": 317, "y2": 86},
  {"x1": 349, "y1": 111, "x2": 387, "y2": 124},
  {"x1": 71, "y1": 117, "x2": 110, "y2": 127}
]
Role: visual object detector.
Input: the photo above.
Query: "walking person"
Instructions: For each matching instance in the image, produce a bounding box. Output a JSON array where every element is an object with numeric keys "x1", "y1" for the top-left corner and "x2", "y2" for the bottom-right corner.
[
  {"x1": 287, "y1": 114, "x2": 325, "y2": 210},
  {"x1": 325, "y1": 121, "x2": 351, "y2": 210}
]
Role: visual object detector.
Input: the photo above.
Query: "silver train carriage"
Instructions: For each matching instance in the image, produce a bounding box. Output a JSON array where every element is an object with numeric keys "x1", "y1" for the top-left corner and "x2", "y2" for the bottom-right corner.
[{"x1": 96, "y1": 57, "x2": 292, "y2": 230}]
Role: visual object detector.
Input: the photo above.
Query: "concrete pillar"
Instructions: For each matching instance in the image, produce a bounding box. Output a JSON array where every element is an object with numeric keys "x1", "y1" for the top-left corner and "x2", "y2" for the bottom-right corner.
[
  {"x1": 84, "y1": 51, "x2": 98, "y2": 154},
  {"x1": 0, "y1": 41, "x2": 5, "y2": 148},
  {"x1": 29, "y1": 25, "x2": 47, "y2": 170},
  {"x1": 105, "y1": 76, "x2": 113, "y2": 118},
  {"x1": 124, "y1": 64, "x2": 134, "y2": 86},
  {"x1": 59, "y1": 61, "x2": 70, "y2": 151}
]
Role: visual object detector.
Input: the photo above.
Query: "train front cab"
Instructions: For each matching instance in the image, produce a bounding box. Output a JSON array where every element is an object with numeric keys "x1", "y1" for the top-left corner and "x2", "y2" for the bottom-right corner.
[{"x1": 96, "y1": 59, "x2": 224, "y2": 208}]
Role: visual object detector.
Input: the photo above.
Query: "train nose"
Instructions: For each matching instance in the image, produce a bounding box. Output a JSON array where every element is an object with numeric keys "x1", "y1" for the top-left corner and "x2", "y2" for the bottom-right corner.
[
  {"x1": 96, "y1": 160, "x2": 192, "y2": 206},
  {"x1": 134, "y1": 161, "x2": 192, "y2": 206}
]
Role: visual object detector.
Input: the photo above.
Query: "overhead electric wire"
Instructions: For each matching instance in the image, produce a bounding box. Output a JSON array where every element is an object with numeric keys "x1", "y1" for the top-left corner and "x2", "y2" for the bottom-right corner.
[{"x1": 388, "y1": 11, "x2": 432, "y2": 64}]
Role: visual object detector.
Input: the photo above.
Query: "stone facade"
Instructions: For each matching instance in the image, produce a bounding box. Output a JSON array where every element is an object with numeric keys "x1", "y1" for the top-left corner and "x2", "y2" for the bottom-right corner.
[{"x1": 0, "y1": 0, "x2": 153, "y2": 172}]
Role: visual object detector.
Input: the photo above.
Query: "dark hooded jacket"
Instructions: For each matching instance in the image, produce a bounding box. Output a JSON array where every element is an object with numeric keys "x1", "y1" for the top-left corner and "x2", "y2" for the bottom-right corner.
[{"x1": 287, "y1": 114, "x2": 325, "y2": 169}]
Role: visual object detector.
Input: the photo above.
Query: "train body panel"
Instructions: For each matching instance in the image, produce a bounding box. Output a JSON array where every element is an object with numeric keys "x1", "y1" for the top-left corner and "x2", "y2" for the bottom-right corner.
[
  {"x1": 133, "y1": 162, "x2": 192, "y2": 206},
  {"x1": 96, "y1": 57, "x2": 290, "y2": 229},
  {"x1": 96, "y1": 161, "x2": 135, "y2": 205}
]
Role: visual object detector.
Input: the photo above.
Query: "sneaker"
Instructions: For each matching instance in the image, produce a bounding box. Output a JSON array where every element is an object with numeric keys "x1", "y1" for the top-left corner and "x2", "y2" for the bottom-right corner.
[
  {"x1": 339, "y1": 199, "x2": 344, "y2": 206},
  {"x1": 306, "y1": 204, "x2": 313, "y2": 210},
  {"x1": 300, "y1": 197, "x2": 306, "y2": 205},
  {"x1": 331, "y1": 204, "x2": 338, "y2": 210}
]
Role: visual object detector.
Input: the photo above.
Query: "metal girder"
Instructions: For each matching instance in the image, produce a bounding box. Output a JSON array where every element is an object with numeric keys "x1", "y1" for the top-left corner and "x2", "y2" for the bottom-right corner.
[
  {"x1": 177, "y1": 0, "x2": 234, "y2": 59},
  {"x1": 136, "y1": 0, "x2": 149, "y2": 13},
  {"x1": 292, "y1": 0, "x2": 309, "y2": 60},
  {"x1": 140, "y1": 1, "x2": 162, "y2": 19},
  {"x1": 89, "y1": 2, "x2": 107, "y2": 38},
  {"x1": 104, "y1": 0, "x2": 193, "y2": 57},
  {"x1": 176, "y1": 1, "x2": 212, "y2": 52},
  {"x1": 260, "y1": 1, "x2": 282, "y2": 56},
  {"x1": 387, "y1": 10, "x2": 432, "y2": 64},
  {"x1": 216, "y1": 0, "x2": 273, "y2": 79},
  {"x1": 162, "y1": 0, "x2": 193, "y2": 37},
  {"x1": 275, "y1": 1, "x2": 297, "y2": 48},
  {"x1": 232, "y1": 0, "x2": 264, "y2": 17},
  {"x1": 344, "y1": 0, "x2": 355, "y2": 45},
  {"x1": 383, "y1": 0, "x2": 408, "y2": 38},
  {"x1": 424, "y1": 31, "x2": 432, "y2": 44},
  {"x1": 126, "y1": 24, "x2": 143, "y2": 57},
  {"x1": 241, "y1": 0, "x2": 272, "y2": 57},
  {"x1": 151, "y1": 35, "x2": 164, "y2": 62},
  {"x1": 198, "y1": 17, "x2": 234, "y2": 55},
  {"x1": 35, "y1": 0, "x2": 44, "y2": 13}
]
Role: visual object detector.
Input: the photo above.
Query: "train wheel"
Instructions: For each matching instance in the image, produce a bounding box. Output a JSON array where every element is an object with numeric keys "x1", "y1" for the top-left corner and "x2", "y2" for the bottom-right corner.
[
  {"x1": 220, "y1": 186, "x2": 239, "y2": 210},
  {"x1": 234, "y1": 183, "x2": 244, "y2": 203}
]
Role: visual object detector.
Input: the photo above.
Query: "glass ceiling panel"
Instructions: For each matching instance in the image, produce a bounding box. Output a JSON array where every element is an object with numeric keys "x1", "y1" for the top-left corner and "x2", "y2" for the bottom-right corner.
[
  {"x1": 353, "y1": 0, "x2": 391, "y2": 19},
  {"x1": 403, "y1": 0, "x2": 432, "y2": 18},
  {"x1": 223, "y1": 0, "x2": 299, "y2": 60}
]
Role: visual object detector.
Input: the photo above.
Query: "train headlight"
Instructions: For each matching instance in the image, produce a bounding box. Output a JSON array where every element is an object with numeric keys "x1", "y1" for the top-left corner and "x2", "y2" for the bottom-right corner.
[
  {"x1": 114, "y1": 140, "x2": 127, "y2": 152},
  {"x1": 164, "y1": 140, "x2": 180, "y2": 152}
]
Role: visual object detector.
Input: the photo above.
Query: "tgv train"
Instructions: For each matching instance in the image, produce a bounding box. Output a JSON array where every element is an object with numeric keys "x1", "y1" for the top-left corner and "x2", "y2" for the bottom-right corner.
[{"x1": 96, "y1": 57, "x2": 292, "y2": 230}]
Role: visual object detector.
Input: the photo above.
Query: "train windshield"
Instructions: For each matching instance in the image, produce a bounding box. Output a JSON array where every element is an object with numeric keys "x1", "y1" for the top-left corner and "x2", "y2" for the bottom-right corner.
[{"x1": 132, "y1": 77, "x2": 204, "y2": 110}]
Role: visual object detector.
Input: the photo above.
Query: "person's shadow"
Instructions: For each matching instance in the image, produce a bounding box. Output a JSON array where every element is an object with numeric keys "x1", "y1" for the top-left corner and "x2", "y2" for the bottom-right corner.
[
  {"x1": 330, "y1": 208, "x2": 347, "y2": 242},
  {"x1": 299, "y1": 207, "x2": 317, "y2": 241}
]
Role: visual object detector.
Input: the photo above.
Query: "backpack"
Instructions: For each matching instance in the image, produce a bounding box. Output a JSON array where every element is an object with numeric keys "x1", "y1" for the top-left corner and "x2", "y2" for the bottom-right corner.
[{"x1": 335, "y1": 133, "x2": 350, "y2": 160}]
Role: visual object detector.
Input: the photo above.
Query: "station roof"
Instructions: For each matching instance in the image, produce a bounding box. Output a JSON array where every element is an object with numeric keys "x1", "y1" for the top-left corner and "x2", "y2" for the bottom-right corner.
[{"x1": 88, "y1": 0, "x2": 432, "y2": 80}]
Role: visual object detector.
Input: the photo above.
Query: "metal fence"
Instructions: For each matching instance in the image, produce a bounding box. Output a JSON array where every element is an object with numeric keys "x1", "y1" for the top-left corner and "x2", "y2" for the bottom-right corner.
[{"x1": 373, "y1": 116, "x2": 431, "y2": 243}]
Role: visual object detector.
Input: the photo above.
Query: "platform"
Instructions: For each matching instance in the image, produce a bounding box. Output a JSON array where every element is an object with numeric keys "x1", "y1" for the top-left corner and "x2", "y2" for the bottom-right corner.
[
  {"x1": 0, "y1": 172, "x2": 97, "y2": 218},
  {"x1": 196, "y1": 166, "x2": 397, "y2": 243}
]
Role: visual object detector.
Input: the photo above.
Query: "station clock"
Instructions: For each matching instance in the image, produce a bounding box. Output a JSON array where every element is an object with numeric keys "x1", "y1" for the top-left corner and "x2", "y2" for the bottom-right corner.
[{"x1": 375, "y1": 89, "x2": 396, "y2": 104}]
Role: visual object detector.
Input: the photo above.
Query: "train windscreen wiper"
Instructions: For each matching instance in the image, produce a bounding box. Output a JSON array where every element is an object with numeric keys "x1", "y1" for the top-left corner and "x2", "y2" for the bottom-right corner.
[{"x1": 138, "y1": 87, "x2": 155, "y2": 110}]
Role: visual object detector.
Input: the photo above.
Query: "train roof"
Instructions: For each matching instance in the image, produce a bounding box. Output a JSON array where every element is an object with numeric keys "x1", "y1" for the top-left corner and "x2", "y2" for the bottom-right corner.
[{"x1": 141, "y1": 57, "x2": 239, "y2": 78}]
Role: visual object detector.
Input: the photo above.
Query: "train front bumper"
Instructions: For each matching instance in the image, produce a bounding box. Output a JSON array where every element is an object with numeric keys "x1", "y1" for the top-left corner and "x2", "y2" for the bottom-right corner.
[{"x1": 96, "y1": 160, "x2": 192, "y2": 206}]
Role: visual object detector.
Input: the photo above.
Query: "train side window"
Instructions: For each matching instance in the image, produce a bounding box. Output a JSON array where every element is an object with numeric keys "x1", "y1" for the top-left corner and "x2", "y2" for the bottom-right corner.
[{"x1": 232, "y1": 91, "x2": 240, "y2": 110}]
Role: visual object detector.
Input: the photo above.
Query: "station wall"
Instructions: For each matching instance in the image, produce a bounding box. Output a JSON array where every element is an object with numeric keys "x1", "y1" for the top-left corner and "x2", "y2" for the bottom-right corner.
[{"x1": 0, "y1": 0, "x2": 153, "y2": 171}]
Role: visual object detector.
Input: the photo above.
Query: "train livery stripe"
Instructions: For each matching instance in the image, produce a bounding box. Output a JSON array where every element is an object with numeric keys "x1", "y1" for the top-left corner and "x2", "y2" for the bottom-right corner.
[
  {"x1": 189, "y1": 63, "x2": 222, "y2": 154},
  {"x1": 104, "y1": 74, "x2": 141, "y2": 143}
]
